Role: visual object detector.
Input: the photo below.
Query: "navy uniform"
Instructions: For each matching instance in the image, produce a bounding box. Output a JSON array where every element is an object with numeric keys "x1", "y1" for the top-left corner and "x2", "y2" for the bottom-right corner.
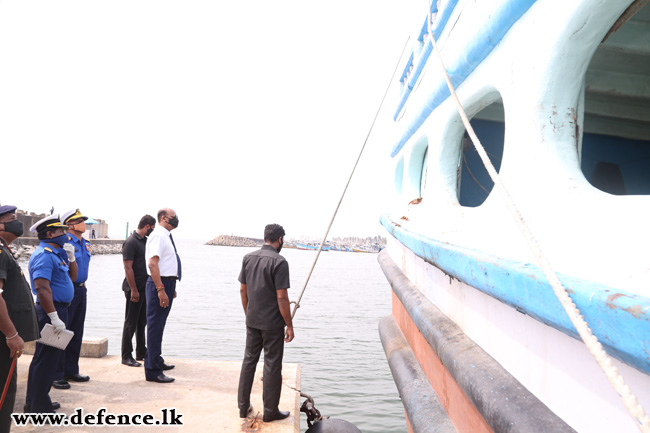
[
  {"x1": 25, "y1": 215, "x2": 74, "y2": 413},
  {"x1": 53, "y1": 208, "x2": 91, "y2": 388},
  {"x1": 0, "y1": 205, "x2": 39, "y2": 429}
]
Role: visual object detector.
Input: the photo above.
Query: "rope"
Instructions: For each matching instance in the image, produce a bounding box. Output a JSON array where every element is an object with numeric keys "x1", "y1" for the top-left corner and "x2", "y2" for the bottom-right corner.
[
  {"x1": 425, "y1": 6, "x2": 650, "y2": 431},
  {"x1": 290, "y1": 36, "x2": 412, "y2": 320}
]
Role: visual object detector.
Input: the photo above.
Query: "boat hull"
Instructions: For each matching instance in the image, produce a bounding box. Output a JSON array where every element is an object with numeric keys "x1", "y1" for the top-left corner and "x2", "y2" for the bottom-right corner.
[
  {"x1": 379, "y1": 240, "x2": 650, "y2": 433},
  {"x1": 379, "y1": 0, "x2": 650, "y2": 430}
]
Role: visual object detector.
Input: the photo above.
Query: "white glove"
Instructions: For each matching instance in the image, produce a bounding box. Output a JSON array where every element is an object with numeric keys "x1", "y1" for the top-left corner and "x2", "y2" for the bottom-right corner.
[
  {"x1": 47, "y1": 312, "x2": 66, "y2": 334},
  {"x1": 63, "y1": 243, "x2": 75, "y2": 262}
]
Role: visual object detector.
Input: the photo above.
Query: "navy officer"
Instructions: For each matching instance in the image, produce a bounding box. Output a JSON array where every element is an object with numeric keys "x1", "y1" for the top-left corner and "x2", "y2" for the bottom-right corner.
[
  {"x1": 52, "y1": 209, "x2": 92, "y2": 390},
  {"x1": 25, "y1": 214, "x2": 77, "y2": 413}
]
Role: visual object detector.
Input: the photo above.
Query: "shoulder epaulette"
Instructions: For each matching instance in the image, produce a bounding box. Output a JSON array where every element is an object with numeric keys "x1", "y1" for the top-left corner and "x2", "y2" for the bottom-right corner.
[
  {"x1": 44, "y1": 247, "x2": 54, "y2": 253},
  {"x1": 67, "y1": 235, "x2": 72, "y2": 241}
]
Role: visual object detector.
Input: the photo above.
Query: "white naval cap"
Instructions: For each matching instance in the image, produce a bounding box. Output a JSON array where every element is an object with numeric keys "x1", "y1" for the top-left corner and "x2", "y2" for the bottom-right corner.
[
  {"x1": 29, "y1": 214, "x2": 68, "y2": 233},
  {"x1": 61, "y1": 208, "x2": 88, "y2": 224}
]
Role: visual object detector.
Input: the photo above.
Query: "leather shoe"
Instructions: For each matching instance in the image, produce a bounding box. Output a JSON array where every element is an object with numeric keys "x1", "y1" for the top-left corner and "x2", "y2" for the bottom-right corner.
[
  {"x1": 146, "y1": 374, "x2": 175, "y2": 383},
  {"x1": 263, "y1": 410, "x2": 290, "y2": 422},
  {"x1": 239, "y1": 405, "x2": 253, "y2": 418},
  {"x1": 65, "y1": 374, "x2": 90, "y2": 382},
  {"x1": 135, "y1": 355, "x2": 145, "y2": 361},
  {"x1": 24, "y1": 402, "x2": 60, "y2": 412},
  {"x1": 160, "y1": 363, "x2": 175, "y2": 371},
  {"x1": 122, "y1": 357, "x2": 141, "y2": 367},
  {"x1": 52, "y1": 380, "x2": 70, "y2": 389}
]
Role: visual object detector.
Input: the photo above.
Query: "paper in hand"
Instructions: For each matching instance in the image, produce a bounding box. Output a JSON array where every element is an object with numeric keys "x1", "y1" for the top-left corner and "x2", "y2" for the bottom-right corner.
[{"x1": 37, "y1": 324, "x2": 74, "y2": 350}]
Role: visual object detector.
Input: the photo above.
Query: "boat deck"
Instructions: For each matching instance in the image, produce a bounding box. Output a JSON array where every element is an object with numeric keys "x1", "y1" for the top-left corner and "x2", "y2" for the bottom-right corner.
[{"x1": 12, "y1": 355, "x2": 300, "y2": 433}]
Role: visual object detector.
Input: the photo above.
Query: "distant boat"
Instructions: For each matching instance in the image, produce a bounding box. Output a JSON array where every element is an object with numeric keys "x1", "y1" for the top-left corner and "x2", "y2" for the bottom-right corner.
[{"x1": 296, "y1": 243, "x2": 329, "y2": 251}]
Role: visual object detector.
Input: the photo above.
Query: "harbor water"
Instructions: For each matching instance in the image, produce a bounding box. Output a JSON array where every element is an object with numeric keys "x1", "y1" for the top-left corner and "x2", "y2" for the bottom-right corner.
[{"x1": 22, "y1": 239, "x2": 406, "y2": 433}]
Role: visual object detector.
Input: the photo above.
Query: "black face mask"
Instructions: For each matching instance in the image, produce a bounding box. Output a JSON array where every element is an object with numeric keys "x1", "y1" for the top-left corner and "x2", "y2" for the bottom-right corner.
[
  {"x1": 146, "y1": 227, "x2": 154, "y2": 237},
  {"x1": 2, "y1": 220, "x2": 24, "y2": 238},
  {"x1": 167, "y1": 216, "x2": 179, "y2": 229},
  {"x1": 277, "y1": 239, "x2": 283, "y2": 253}
]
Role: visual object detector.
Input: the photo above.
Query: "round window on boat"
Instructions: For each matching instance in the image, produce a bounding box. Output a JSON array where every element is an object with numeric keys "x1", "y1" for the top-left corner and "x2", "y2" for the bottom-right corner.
[
  {"x1": 457, "y1": 101, "x2": 505, "y2": 207},
  {"x1": 580, "y1": 5, "x2": 650, "y2": 195}
]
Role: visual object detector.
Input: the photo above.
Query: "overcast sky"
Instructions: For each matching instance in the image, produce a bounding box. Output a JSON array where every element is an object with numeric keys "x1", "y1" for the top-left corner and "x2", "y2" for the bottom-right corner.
[{"x1": 0, "y1": 0, "x2": 423, "y2": 240}]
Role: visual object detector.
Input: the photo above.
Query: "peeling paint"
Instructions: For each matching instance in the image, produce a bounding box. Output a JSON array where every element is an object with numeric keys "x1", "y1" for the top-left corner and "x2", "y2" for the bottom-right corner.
[
  {"x1": 623, "y1": 305, "x2": 644, "y2": 319},
  {"x1": 606, "y1": 292, "x2": 631, "y2": 307}
]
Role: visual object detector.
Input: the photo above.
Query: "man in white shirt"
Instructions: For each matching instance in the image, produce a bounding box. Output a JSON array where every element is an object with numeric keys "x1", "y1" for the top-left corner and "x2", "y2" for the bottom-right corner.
[{"x1": 144, "y1": 208, "x2": 181, "y2": 383}]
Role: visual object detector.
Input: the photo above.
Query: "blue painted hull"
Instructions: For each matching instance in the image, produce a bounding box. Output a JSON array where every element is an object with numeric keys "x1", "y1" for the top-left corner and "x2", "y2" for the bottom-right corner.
[{"x1": 379, "y1": 0, "x2": 650, "y2": 431}]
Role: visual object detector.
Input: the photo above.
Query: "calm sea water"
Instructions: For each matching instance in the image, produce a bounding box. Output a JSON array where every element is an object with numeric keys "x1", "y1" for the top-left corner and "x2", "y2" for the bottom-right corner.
[{"x1": 24, "y1": 239, "x2": 406, "y2": 433}]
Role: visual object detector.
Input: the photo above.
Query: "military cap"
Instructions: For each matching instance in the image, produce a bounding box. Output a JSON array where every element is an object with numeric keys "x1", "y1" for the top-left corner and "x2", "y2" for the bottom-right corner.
[
  {"x1": 61, "y1": 208, "x2": 88, "y2": 224},
  {"x1": 29, "y1": 214, "x2": 68, "y2": 233},
  {"x1": 0, "y1": 205, "x2": 17, "y2": 217}
]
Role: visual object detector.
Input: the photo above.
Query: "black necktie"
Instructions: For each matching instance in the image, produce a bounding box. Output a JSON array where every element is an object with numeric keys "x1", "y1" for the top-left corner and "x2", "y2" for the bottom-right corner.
[{"x1": 169, "y1": 234, "x2": 182, "y2": 281}]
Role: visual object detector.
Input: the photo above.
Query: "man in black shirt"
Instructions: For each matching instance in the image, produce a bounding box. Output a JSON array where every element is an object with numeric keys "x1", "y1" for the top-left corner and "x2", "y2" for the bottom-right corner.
[
  {"x1": 237, "y1": 223, "x2": 294, "y2": 423},
  {"x1": 120, "y1": 215, "x2": 156, "y2": 367},
  {"x1": 0, "y1": 204, "x2": 39, "y2": 429}
]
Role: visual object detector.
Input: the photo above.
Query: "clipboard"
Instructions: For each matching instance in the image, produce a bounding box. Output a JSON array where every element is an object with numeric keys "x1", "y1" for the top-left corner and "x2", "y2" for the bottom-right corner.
[{"x1": 37, "y1": 324, "x2": 74, "y2": 350}]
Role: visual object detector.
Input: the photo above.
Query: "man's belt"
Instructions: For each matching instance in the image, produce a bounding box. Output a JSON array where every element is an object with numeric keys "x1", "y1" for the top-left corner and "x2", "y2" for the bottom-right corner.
[
  {"x1": 160, "y1": 276, "x2": 178, "y2": 280},
  {"x1": 73, "y1": 282, "x2": 85, "y2": 287}
]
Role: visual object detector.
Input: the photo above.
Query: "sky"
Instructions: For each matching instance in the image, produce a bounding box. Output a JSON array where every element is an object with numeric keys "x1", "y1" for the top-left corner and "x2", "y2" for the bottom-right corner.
[{"x1": 0, "y1": 0, "x2": 424, "y2": 240}]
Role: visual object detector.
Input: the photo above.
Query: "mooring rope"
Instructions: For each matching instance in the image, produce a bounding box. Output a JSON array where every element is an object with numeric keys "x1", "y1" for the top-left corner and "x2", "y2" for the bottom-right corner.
[
  {"x1": 425, "y1": 5, "x2": 649, "y2": 432},
  {"x1": 289, "y1": 36, "x2": 411, "y2": 321}
]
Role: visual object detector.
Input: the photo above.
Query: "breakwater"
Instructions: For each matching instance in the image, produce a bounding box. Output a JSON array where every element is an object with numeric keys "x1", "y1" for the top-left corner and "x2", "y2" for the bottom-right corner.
[
  {"x1": 206, "y1": 235, "x2": 387, "y2": 253},
  {"x1": 10, "y1": 238, "x2": 123, "y2": 261},
  {"x1": 205, "y1": 235, "x2": 263, "y2": 247}
]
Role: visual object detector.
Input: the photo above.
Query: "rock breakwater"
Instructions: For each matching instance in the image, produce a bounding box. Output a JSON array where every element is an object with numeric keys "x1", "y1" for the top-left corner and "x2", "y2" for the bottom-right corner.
[
  {"x1": 10, "y1": 240, "x2": 123, "y2": 261},
  {"x1": 206, "y1": 235, "x2": 263, "y2": 248}
]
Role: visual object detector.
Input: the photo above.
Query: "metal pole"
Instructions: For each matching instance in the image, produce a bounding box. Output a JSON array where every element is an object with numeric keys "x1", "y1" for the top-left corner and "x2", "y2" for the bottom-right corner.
[{"x1": 125, "y1": 222, "x2": 129, "y2": 239}]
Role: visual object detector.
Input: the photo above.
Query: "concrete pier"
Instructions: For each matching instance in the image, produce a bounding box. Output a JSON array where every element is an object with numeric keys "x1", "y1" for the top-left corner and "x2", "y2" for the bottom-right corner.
[{"x1": 12, "y1": 355, "x2": 300, "y2": 432}]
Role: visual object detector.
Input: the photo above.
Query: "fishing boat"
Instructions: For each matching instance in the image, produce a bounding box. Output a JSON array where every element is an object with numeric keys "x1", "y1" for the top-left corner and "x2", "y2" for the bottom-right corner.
[
  {"x1": 378, "y1": 1, "x2": 650, "y2": 432},
  {"x1": 296, "y1": 243, "x2": 329, "y2": 251}
]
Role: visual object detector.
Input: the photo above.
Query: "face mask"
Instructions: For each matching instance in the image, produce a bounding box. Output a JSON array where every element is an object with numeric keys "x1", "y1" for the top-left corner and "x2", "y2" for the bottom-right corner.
[
  {"x1": 69, "y1": 221, "x2": 86, "y2": 233},
  {"x1": 146, "y1": 227, "x2": 154, "y2": 237},
  {"x1": 167, "y1": 216, "x2": 179, "y2": 229},
  {"x1": 2, "y1": 220, "x2": 24, "y2": 238},
  {"x1": 277, "y1": 239, "x2": 283, "y2": 253},
  {"x1": 47, "y1": 234, "x2": 68, "y2": 248}
]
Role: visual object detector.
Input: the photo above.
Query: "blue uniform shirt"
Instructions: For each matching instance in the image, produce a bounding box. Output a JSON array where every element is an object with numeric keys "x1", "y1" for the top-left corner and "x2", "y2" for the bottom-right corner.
[
  {"x1": 29, "y1": 242, "x2": 74, "y2": 303},
  {"x1": 66, "y1": 234, "x2": 91, "y2": 283}
]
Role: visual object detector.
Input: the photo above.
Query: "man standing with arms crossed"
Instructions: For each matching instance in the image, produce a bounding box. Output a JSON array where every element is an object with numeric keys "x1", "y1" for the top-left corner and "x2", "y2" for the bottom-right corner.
[
  {"x1": 144, "y1": 208, "x2": 180, "y2": 383},
  {"x1": 121, "y1": 214, "x2": 156, "y2": 367},
  {"x1": 25, "y1": 214, "x2": 77, "y2": 413},
  {"x1": 238, "y1": 223, "x2": 294, "y2": 423},
  {"x1": 52, "y1": 209, "x2": 92, "y2": 390},
  {"x1": 0, "y1": 205, "x2": 39, "y2": 430}
]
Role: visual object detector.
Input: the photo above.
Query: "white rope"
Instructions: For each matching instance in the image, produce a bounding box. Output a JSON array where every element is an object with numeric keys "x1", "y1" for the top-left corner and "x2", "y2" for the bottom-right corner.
[
  {"x1": 290, "y1": 36, "x2": 412, "y2": 321},
  {"x1": 425, "y1": 5, "x2": 650, "y2": 432}
]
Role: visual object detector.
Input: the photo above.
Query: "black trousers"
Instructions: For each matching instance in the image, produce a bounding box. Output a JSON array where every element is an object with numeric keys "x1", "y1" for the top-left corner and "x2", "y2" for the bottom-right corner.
[
  {"x1": 0, "y1": 337, "x2": 16, "y2": 431},
  {"x1": 121, "y1": 289, "x2": 147, "y2": 359},
  {"x1": 238, "y1": 326, "x2": 284, "y2": 415}
]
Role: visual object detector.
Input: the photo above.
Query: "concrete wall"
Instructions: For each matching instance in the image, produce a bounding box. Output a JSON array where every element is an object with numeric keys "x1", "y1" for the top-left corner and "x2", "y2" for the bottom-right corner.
[{"x1": 14, "y1": 209, "x2": 109, "y2": 239}]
